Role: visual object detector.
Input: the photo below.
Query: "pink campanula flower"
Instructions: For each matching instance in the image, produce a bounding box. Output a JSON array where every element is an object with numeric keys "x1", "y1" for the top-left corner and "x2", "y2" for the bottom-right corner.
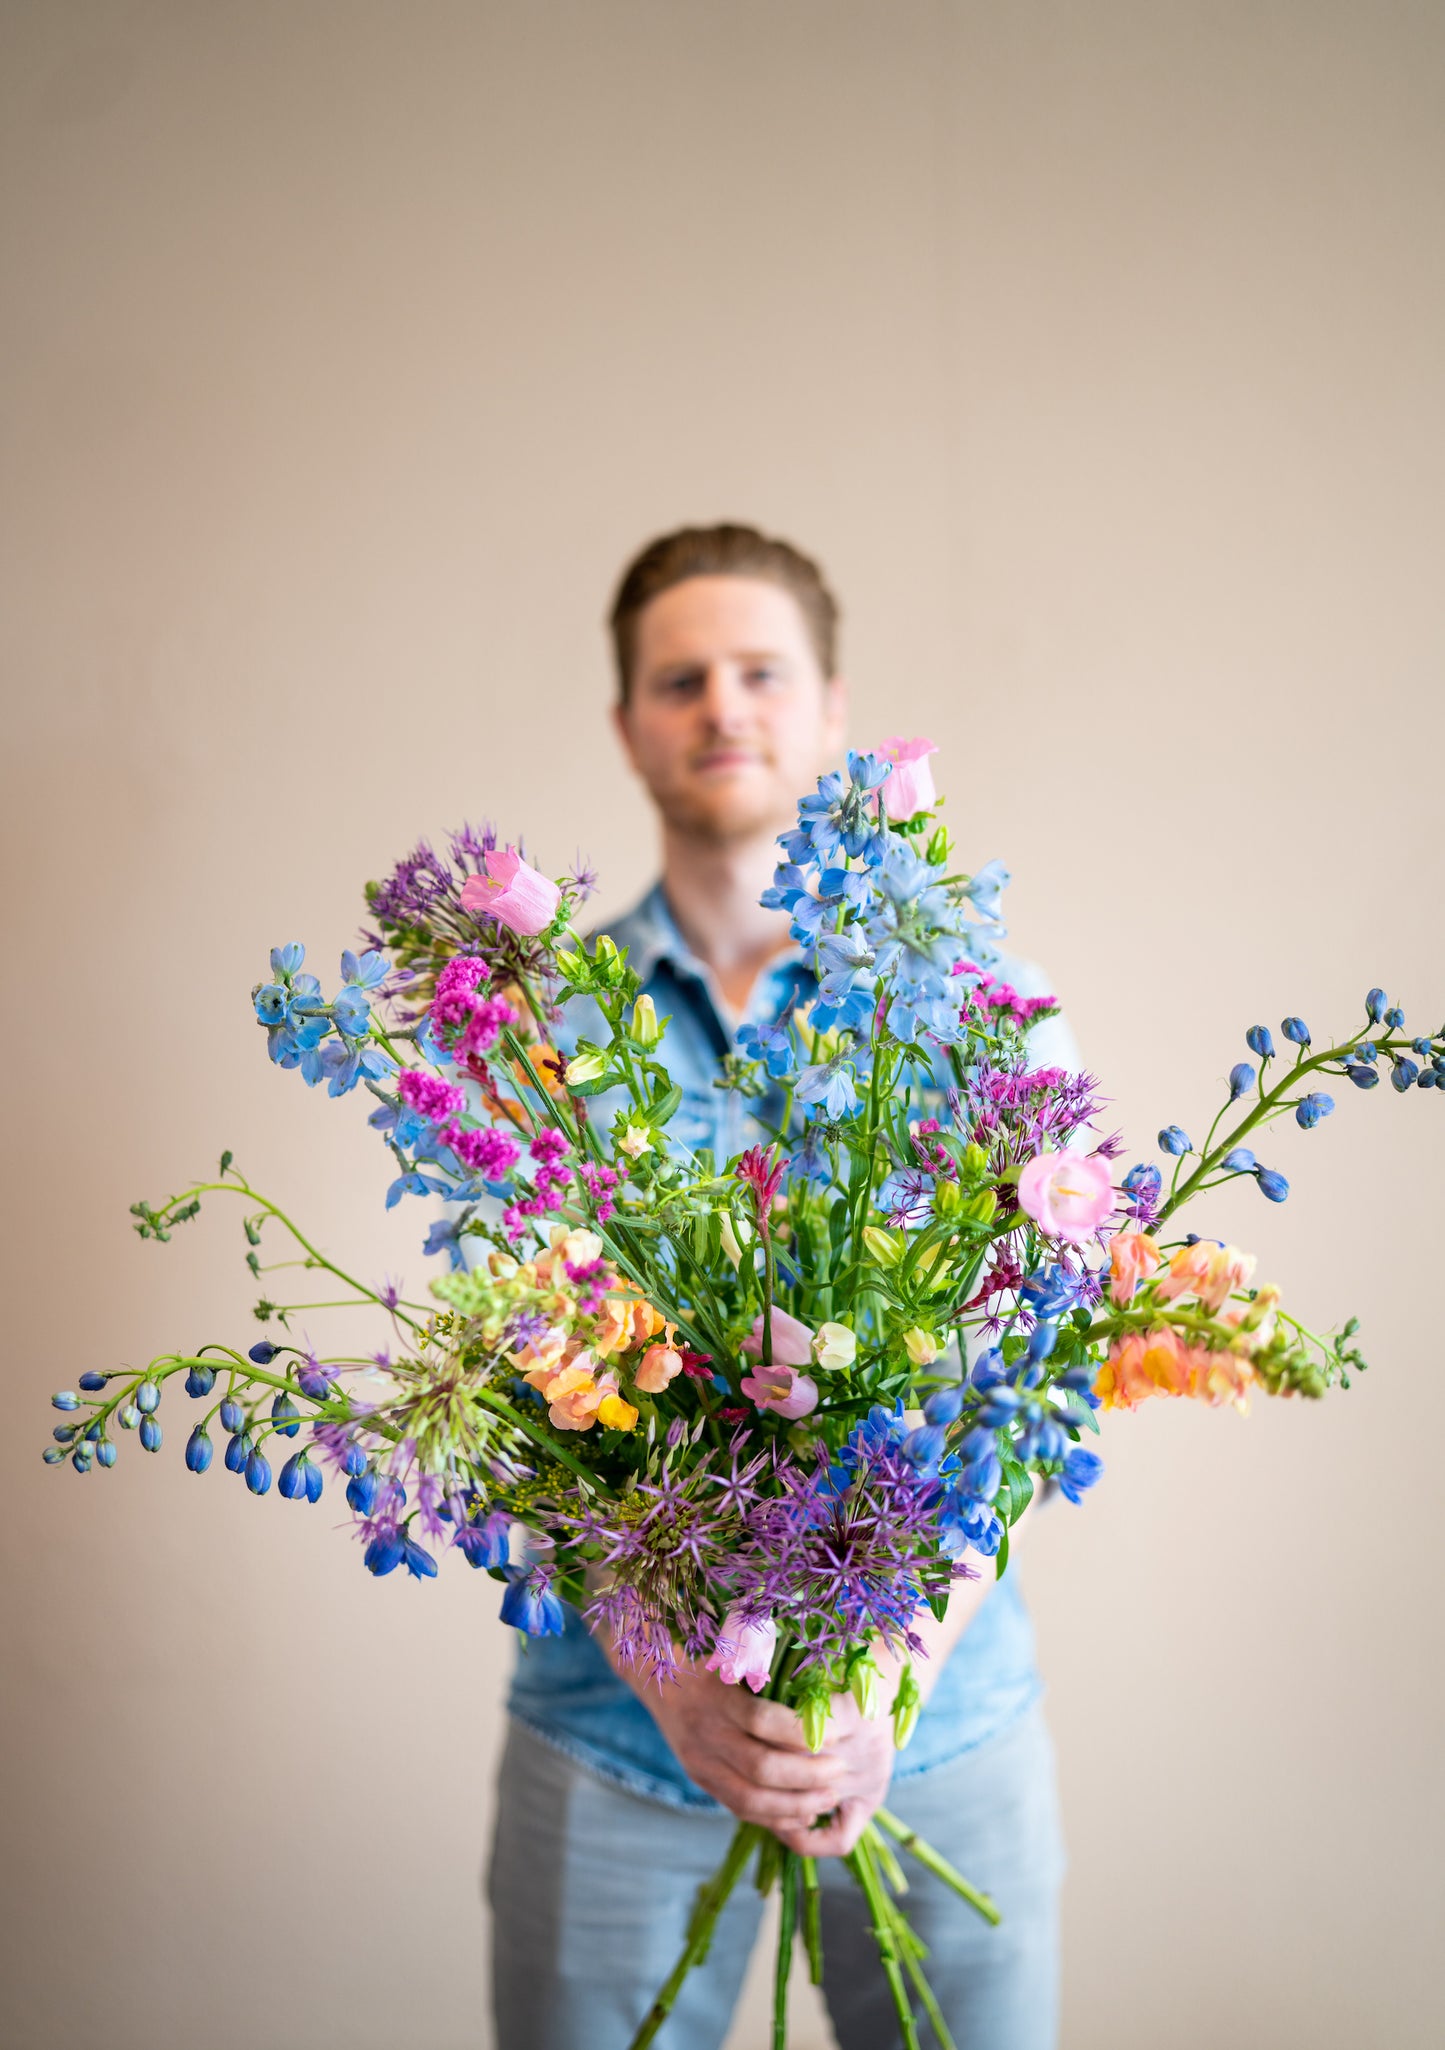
[
  {"x1": 1017, "y1": 1149, "x2": 1114, "y2": 1243},
  {"x1": 740, "y1": 1307, "x2": 815, "y2": 1367},
  {"x1": 705, "y1": 1608, "x2": 778, "y2": 1693},
  {"x1": 739, "y1": 1360, "x2": 819, "y2": 1420},
  {"x1": 878, "y1": 736, "x2": 939, "y2": 820},
  {"x1": 459, "y1": 847, "x2": 560, "y2": 936}
]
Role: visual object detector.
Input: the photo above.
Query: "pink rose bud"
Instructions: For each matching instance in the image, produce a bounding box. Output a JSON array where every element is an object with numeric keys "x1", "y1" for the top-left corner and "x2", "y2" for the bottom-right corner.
[
  {"x1": 1017, "y1": 1150, "x2": 1115, "y2": 1243},
  {"x1": 878, "y1": 736, "x2": 939, "y2": 821},
  {"x1": 739, "y1": 1362, "x2": 819, "y2": 1420},
  {"x1": 705, "y1": 1608, "x2": 778, "y2": 1692},
  {"x1": 459, "y1": 847, "x2": 561, "y2": 937}
]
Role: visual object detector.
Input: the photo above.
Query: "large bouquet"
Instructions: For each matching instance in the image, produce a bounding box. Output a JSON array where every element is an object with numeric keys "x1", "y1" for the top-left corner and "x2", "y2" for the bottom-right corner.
[{"x1": 44, "y1": 744, "x2": 1438, "y2": 2048}]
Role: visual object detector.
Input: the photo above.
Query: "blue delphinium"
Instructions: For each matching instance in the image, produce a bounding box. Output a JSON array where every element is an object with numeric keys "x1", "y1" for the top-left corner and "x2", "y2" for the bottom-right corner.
[{"x1": 500, "y1": 1564, "x2": 565, "y2": 1636}]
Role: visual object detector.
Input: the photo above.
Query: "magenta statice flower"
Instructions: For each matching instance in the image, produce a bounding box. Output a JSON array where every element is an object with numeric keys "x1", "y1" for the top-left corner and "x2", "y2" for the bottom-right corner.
[{"x1": 398, "y1": 1070, "x2": 466, "y2": 1122}]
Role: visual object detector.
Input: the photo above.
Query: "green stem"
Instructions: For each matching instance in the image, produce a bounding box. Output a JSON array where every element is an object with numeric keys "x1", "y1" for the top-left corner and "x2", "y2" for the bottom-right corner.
[
  {"x1": 627, "y1": 1823, "x2": 759, "y2": 2050},
  {"x1": 801, "y1": 1856, "x2": 824, "y2": 1985},
  {"x1": 846, "y1": 1837, "x2": 921, "y2": 2050},
  {"x1": 773, "y1": 1851, "x2": 798, "y2": 2049},
  {"x1": 873, "y1": 1808, "x2": 1000, "y2": 1926}
]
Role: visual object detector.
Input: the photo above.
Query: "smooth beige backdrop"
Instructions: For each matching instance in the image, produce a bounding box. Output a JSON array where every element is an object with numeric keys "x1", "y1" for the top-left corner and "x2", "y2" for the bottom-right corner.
[{"x1": 3, "y1": 5, "x2": 1442, "y2": 2046}]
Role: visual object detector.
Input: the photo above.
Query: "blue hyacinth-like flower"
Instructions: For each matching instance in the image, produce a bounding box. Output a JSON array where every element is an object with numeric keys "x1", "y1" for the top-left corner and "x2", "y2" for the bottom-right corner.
[
  {"x1": 185, "y1": 1426, "x2": 213, "y2": 1474},
  {"x1": 1228, "y1": 1063, "x2": 1255, "y2": 1100},
  {"x1": 1221, "y1": 1146, "x2": 1257, "y2": 1172},
  {"x1": 1246, "y1": 1025, "x2": 1275, "y2": 1060},
  {"x1": 1158, "y1": 1125, "x2": 1192, "y2": 1156},
  {"x1": 1296, "y1": 1092, "x2": 1334, "y2": 1129},
  {"x1": 1256, "y1": 1168, "x2": 1290, "y2": 1203},
  {"x1": 1282, "y1": 1016, "x2": 1311, "y2": 1046}
]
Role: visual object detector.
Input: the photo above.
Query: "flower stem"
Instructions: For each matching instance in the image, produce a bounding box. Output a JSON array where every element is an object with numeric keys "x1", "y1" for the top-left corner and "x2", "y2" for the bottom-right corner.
[
  {"x1": 773, "y1": 1851, "x2": 798, "y2": 2049},
  {"x1": 873, "y1": 1808, "x2": 1000, "y2": 1925},
  {"x1": 846, "y1": 1835, "x2": 921, "y2": 2050},
  {"x1": 801, "y1": 1856, "x2": 824, "y2": 1985},
  {"x1": 627, "y1": 1822, "x2": 759, "y2": 2050}
]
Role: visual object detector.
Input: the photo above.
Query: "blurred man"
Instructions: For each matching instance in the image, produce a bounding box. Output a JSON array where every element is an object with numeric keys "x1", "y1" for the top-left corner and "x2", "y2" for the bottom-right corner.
[{"x1": 488, "y1": 525, "x2": 1072, "y2": 2050}]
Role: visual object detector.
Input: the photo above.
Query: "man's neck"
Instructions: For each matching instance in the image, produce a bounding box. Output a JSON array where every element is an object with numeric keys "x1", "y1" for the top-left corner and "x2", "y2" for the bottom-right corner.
[{"x1": 659, "y1": 823, "x2": 794, "y2": 1016}]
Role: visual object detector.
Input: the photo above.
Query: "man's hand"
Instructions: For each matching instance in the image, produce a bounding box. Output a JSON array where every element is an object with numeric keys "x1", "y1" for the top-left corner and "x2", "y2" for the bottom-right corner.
[{"x1": 609, "y1": 1647, "x2": 896, "y2": 1857}]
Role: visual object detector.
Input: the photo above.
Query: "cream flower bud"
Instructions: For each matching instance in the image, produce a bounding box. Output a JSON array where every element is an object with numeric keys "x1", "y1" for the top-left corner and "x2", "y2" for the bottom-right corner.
[
  {"x1": 903, "y1": 1328, "x2": 939, "y2": 1367},
  {"x1": 812, "y1": 1321, "x2": 857, "y2": 1372}
]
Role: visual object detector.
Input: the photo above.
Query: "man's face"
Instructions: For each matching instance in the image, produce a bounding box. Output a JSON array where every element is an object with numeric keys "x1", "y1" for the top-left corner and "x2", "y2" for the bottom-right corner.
[{"x1": 614, "y1": 575, "x2": 848, "y2": 842}]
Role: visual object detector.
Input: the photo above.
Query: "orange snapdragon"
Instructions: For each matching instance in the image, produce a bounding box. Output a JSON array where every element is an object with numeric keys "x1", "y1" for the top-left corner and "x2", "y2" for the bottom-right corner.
[{"x1": 1107, "y1": 1229, "x2": 1164, "y2": 1306}]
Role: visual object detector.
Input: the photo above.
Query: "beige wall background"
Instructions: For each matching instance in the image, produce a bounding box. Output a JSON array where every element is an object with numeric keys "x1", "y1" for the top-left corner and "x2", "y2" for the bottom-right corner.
[{"x1": 3, "y1": 4, "x2": 1442, "y2": 2046}]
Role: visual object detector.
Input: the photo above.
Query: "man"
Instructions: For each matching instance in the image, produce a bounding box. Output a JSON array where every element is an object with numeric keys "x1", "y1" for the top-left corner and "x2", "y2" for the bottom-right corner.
[{"x1": 488, "y1": 525, "x2": 1072, "y2": 2050}]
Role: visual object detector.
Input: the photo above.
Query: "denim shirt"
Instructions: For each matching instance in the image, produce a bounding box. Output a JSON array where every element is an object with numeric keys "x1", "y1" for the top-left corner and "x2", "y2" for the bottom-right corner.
[{"x1": 506, "y1": 882, "x2": 1081, "y2": 1810}]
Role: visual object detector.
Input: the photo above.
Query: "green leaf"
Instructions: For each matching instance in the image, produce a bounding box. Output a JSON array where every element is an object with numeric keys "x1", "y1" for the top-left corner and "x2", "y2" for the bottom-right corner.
[
  {"x1": 647, "y1": 1082, "x2": 683, "y2": 1127},
  {"x1": 995, "y1": 1521, "x2": 1010, "y2": 1579},
  {"x1": 567, "y1": 1067, "x2": 629, "y2": 1098}
]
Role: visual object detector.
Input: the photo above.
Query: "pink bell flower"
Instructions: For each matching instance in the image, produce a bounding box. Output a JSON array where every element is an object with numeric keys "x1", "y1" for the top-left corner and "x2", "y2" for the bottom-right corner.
[
  {"x1": 878, "y1": 736, "x2": 939, "y2": 821},
  {"x1": 459, "y1": 847, "x2": 561, "y2": 937},
  {"x1": 740, "y1": 1308, "x2": 815, "y2": 1366},
  {"x1": 739, "y1": 1361, "x2": 819, "y2": 1420},
  {"x1": 705, "y1": 1608, "x2": 777, "y2": 1693},
  {"x1": 1017, "y1": 1149, "x2": 1115, "y2": 1243}
]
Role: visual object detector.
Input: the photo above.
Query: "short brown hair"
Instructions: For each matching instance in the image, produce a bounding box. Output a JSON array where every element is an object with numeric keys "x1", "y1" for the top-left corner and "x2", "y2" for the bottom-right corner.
[{"x1": 608, "y1": 522, "x2": 840, "y2": 701}]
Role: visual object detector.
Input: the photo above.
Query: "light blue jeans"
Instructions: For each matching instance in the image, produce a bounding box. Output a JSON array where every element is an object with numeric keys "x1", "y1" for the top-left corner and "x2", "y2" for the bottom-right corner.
[{"x1": 488, "y1": 1702, "x2": 1064, "y2": 2049}]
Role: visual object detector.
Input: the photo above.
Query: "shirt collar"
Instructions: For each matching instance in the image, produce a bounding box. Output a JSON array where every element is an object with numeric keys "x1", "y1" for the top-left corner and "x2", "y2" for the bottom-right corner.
[{"x1": 600, "y1": 880, "x2": 810, "y2": 1028}]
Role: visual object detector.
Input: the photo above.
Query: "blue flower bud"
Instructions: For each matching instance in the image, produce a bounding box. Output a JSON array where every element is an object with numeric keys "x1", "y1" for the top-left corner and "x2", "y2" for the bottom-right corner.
[
  {"x1": 1158, "y1": 1125, "x2": 1192, "y2": 1156},
  {"x1": 71, "y1": 1447, "x2": 93, "y2": 1473},
  {"x1": 52, "y1": 1424, "x2": 76, "y2": 1443},
  {"x1": 1033, "y1": 1418, "x2": 1068, "y2": 1464},
  {"x1": 1121, "y1": 1162, "x2": 1162, "y2": 1212},
  {"x1": 185, "y1": 1365, "x2": 216, "y2": 1399},
  {"x1": 118, "y1": 1403, "x2": 141, "y2": 1431},
  {"x1": 1221, "y1": 1146, "x2": 1257, "y2": 1171},
  {"x1": 1281, "y1": 1017, "x2": 1311, "y2": 1046},
  {"x1": 1256, "y1": 1168, "x2": 1290, "y2": 1203},
  {"x1": 923, "y1": 1382, "x2": 966, "y2": 1426},
  {"x1": 304, "y1": 1460, "x2": 324, "y2": 1504},
  {"x1": 1345, "y1": 1062, "x2": 1380, "y2": 1090},
  {"x1": 1413, "y1": 1038, "x2": 1434, "y2": 1059},
  {"x1": 346, "y1": 1470, "x2": 378, "y2": 1516},
  {"x1": 135, "y1": 1380, "x2": 161, "y2": 1414},
  {"x1": 78, "y1": 1371, "x2": 108, "y2": 1392},
  {"x1": 84, "y1": 1421, "x2": 102, "y2": 1441},
  {"x1": 1026, "y1": 1321, "x2": 1058, "y2": 1364},
  {"x1": 1295, "y1": 1092, "x2": 1334, "y2": 1129},
  {"x1": 1245, "y1": 1025, "x2": 1275, "y2": 1060},
  {"x1": 1060, "y1": 1446, "x2": 1104, "y2": 1503},
  {"x1": 1391, "y1": 1058, "x2": 1420, "y2": 1093},
  {"x1": 95, "y1": 1440, "x2": 117, "y2": 1468},
  {"x1": 455, "y1": 1513, "x2": 510, "y2": 1570},
  {"x1": 248, "y1": 1342, "x2": 278, "y2": 1365},
  {"x1": 1357, "y1": 1041, "x2": 1379, "y2": 1063},
  {"x1": 224, "y1": 1431, "x2": 250, "y2": 1474},
  {"x1": 1365, "y1": 988, "x2": 1387, "y2": 1022},
  {"x1": 364, "y1": 1529, "x2": 406, "y2": 1576},
  {"x1": 244, "y1": 1449, "x2": 272, "y2": 1495},
  {"x1": 968, "y1": 1347, "x2": 1006, "y2": 1390},
  {"x1": 296, "y1": 1361, "x2": 333, "y2": 1400},
  {"x1": 902, "y1": 1424, "x2": 947, "y2": 1473},
  {"x1": 271, "y1": 1392, "x2": 301, "y2": 1438},
  {"x1": 219, "y1": 1397, "x2": 245, "y2": 1433},
  {"x1": 139, "y1": 1415, "x2": 163, "y2": 1453},
  {"x1": 278, "y1": 1452, "x2": 309, "y2": 1500},
  {"x1": 51, "y1": 1391, "x2": 79, "y2": 1411},
  {"x1": 42, "y1": 1445, "x2": 66, "y2": 1465},
  {"x1": 341, "y1": 1444, "x2": 367, "y2": 1478},
  {"x1": 270, "y1": 942, "x2": 305, "y2": 977},
  {"x1": 1228, "y1": 1063, "x2": 1255, "y2": 1100},
  {"x1": 403, "y1": 1536, "x2": 439, "y2": 1580},
  {"x1": 185, "y1": 1427, "x2": 213, "y2": 1474},
  {"x1": 1384, "y1": 1006, "x2": 1405, "y2": 1030}
]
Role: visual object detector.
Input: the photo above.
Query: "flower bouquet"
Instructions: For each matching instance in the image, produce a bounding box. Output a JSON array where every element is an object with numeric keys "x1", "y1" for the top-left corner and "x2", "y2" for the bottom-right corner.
[{"x1": 44, "y1": 745, "x2": 1440, "y2": 2048}]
